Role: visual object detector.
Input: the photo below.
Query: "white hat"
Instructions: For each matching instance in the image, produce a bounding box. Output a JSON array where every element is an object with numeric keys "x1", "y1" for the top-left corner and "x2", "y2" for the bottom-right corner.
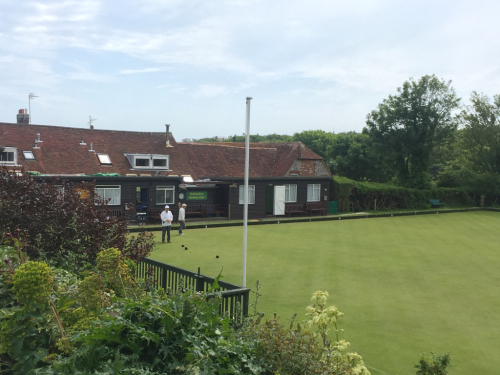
[
  {"x1": 165, "y1": 205, "x2": 169, "y2": 208},
  {"x1": 182, "y1": 203, "x2": 187, "y2": 206}
]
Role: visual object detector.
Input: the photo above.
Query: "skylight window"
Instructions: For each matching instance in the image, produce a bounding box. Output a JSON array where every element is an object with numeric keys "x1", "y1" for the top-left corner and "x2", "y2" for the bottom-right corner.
[
  {"x1": 97, "y1": 153, "x2": 112, "y2": 165},
  {"x1": 23, "y1": 151, "x2": 35, "y2": 160}
]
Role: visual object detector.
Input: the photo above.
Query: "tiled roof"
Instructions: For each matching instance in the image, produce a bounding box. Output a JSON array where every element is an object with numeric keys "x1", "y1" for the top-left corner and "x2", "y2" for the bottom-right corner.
[
  {"x1": 178, "y1": 143, "x2": 277, "y2": 178},
  {"x1": 0, "y1": 122, "x2": 331, "y2": 179}
]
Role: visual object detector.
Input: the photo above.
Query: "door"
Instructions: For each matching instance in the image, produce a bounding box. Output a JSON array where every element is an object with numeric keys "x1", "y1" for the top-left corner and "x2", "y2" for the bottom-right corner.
[
  {"x1": 265, "y1": 186, "x2": 274, "y2": 215},
  {"x1": 274, "y1": 186, "x2": 285, "y2": 215}
]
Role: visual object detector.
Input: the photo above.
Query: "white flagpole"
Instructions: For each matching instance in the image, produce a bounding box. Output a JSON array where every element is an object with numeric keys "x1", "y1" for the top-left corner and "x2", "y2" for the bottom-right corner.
[{"x1": 243, "y1": 97, "x2": 252, "y2": 287}]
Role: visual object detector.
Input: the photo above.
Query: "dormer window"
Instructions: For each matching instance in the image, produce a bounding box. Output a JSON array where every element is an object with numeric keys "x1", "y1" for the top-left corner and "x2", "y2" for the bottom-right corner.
[
  {"x1": 153, "y1": 158, "x2": 167, "y2": 167},
  {"x1": 0, "y1": 147, "x2": 17, "y2": 165},
  {"x1": 23, "y1": 151, "x2": 35, "y2": 160},
  {"x1": 135, "y1": 158, "x2": 150, "y2": 167},
  {"x1": 97, "y1": 153, "x2": 112, "y2": 165},
  {"x1": 125, "y1": 154, "x2": 170, "y2": 170}
]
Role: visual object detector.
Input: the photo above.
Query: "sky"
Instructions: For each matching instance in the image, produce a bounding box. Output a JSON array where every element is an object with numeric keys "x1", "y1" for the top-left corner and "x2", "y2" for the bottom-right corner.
[{"x1": 1, "y1": 0, "x2": 499, "y2": 140}]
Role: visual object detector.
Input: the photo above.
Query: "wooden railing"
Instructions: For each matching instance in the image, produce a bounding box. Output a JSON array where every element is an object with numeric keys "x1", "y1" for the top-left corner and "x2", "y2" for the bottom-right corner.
[{"x1": 136, "y1": 258, "x2": 250, "y2": 319}]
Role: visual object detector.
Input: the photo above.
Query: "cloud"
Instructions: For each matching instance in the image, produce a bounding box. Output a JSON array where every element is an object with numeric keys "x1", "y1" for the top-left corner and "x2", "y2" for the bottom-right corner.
[
  {"x1": 62, "y1": 62, "x2": 114, "y2": 82},
  {"x1": 1, "y1": 0, "x2": 500, "y2": 136},
  {"x1": 193, "y1": 84, "x2": 229, "y2": 98},
  {"x1": 119, "y1": 67, "x2": 163, "y2": 75}
]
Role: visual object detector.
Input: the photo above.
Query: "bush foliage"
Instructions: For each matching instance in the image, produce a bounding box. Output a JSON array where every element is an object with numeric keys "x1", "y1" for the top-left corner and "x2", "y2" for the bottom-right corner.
[
  {"x1": 331, "y1": 177, "x2": 475, "y2": 213},
  {"x1": 0, "y1": 233, "x2": 372, "y2": 375},
  {"x1": 0, "y1": 169, "x2": 154, "y2": 268}
]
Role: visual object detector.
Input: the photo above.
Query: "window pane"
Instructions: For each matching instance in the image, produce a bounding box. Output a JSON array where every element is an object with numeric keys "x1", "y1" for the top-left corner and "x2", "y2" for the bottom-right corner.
[
  {"x1": 109, "y1": 189, "x2": 120, "y2": 205},
  {"x1": 165, "y1": 189, "x2": 174, "y2": 204},
  {"x1": 97, "y1": 154, "x2": 112, "y2": 164},
  {"x1": 239, "y1": 185, "x2": 255, "y2": 204},
  {"x1": 23, "y1": 151, "x2": 35, "y2": 160},
  {"x1": 285, "y1": 184, "x2": 296, "y2": 202},
  {"x1": 153, "y1": 159, "x2": 167, "y2": 167},
  {"x1": 156, "y1": 186, "x2": 174, "y2": 204},
  {"x1": 135, "y1": 158, "x2": 150, "y2": 167},
  {"x1": 249, "y1": 186, "x2": 255, "y2": 204},
  {"x1": 156, "y1": 189, "x2": 166, "y2": 204},
  {"x1": 96, "y1": 186, "x2": 120, "y2": 205},
  {"x1": 0, "y1": 152, "x2": 14, "y2": 162},
  {"x1": 307, "y1": 184, "x2": 320, "y2": 202}
]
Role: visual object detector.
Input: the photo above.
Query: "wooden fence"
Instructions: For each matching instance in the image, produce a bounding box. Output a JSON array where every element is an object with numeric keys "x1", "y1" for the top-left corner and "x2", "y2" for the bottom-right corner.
[{"x1": 136, "y1": 257, "x2": 250, "y2": 319}]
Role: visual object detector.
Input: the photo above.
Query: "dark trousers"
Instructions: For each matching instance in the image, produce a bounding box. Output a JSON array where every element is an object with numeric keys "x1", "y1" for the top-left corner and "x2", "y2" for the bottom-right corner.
[
  {"x1": 162, "y1": 225, "x2": 171, "y2": 242},
  {"x1": 179, "y1": 221, "x2": 186, "y2": 234}
]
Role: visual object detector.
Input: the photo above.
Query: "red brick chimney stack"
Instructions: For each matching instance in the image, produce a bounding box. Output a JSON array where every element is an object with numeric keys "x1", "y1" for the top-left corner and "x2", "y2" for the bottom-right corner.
[{"x1": 17, "y1": 109, "x2": 29, "y2": 124}]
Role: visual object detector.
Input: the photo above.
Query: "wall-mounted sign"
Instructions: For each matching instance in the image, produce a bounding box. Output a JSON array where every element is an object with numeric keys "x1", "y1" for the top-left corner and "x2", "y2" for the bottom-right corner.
[{"x1": 187, "y1": 191, "x2": 207, "y2": 200}]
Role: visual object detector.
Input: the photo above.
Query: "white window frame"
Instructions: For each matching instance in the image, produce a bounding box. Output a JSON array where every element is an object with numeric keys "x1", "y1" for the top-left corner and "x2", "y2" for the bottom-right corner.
[
  {"x1": 23, "y1": 151, "x2": 35, "y2": 160},
  {"x1": 239, "y1": 185, "x2": 255, "y2": 204},
  {"x1": 284, "y1": 184, "x2": 297, "y2": 203},
  {"x1": 125, "y1": 154, "x2": 170, "y2": 170},
  {"x1": 95, "y1": 185, "x2": 121, "y2": 206},
  {"x1": 0, "y1": 147, "x2": 17, "y2": 165},
  {"x1": 156, "y1": 186, "x2": 175, "y2": 205},
  {"x1": 97, "y1": 153, "x2": 112, "y2": 165},
  {"x1": 307, "y1": 184, "x2": 321, "y2": 202}
]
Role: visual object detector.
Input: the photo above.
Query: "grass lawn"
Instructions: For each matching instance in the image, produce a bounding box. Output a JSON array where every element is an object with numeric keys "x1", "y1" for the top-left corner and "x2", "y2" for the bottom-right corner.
[{"x1": 148, "y1": 211, "x2": 500, "y2": 375}]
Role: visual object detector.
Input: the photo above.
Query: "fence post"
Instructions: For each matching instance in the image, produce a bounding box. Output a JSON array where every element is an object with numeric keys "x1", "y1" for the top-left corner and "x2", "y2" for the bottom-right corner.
[
  {"x1": 161, "y1": 268, "x2": 167, "y2": 290},
  {"x1": 195, "y1": 267, "x2": 205, "y2": 292},
  {"x1": 242, "y1": 290, "x2": 250, "y2": 316}
]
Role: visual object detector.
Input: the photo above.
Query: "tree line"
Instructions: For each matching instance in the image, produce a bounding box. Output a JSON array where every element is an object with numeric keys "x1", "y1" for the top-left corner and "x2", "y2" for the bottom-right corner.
[{"x1": 202, "y1": 75, "x2": 500, "y2": 198}]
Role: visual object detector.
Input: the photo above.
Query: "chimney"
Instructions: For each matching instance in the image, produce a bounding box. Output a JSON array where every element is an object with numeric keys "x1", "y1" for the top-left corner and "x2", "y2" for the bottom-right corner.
[
  {"x1": 165, "y1": 124, "x2": 173, "y2": 147},
  {"x1": 17, "y1": 109, "x2": 29, "y2": 124}
]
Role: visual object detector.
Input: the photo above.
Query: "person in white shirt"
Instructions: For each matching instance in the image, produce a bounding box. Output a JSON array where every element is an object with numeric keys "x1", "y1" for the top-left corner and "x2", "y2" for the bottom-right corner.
[
  {"x1": 160, "y1": 205, "x2": 173, "y2": 243},
  {"x1": 178, "y1": 203, "x2": 186, "y2": 235}
]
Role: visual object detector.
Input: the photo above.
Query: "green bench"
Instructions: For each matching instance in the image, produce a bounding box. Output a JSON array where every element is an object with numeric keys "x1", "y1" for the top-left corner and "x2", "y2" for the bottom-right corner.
[{"x1": 429, "y1": 199, "x2": 444, "y2": 208}]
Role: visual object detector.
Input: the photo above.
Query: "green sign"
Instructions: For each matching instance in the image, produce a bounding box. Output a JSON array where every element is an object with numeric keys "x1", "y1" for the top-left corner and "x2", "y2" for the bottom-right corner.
[{"x1": 187, "y1": 191, "x2": 207, "y2": 200}]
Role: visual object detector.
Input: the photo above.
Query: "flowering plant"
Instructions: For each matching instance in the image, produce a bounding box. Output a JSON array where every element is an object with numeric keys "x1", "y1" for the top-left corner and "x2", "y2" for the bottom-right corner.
[
  {"x1": 230, "y1": 182, "x2": 238, "y2": 189},
  {"x1": 179, "y1": 184, "x2": 187, "y2": 191}
]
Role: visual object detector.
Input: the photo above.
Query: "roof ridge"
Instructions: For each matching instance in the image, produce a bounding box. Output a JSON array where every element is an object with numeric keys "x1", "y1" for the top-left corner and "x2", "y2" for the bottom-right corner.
[{"x1": 179, "y1": 143, "x2": 278, "y2": 150}]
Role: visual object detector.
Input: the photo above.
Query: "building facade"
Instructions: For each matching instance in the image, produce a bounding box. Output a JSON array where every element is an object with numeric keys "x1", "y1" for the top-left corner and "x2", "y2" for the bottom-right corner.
[{"x1": 0, "y1": 113, "x2": 332, "y2": 221}]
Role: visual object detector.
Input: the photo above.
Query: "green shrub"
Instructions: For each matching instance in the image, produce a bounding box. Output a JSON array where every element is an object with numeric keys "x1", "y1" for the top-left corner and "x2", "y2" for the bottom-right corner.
[
  {"x1": 0, "y1": 170, "x2": 155, "y2": 270},
  {"x1": 36, "y1": 289, "x2": 264, "y2": 375},
  {"x1": 12, "y1": 262, "x2": 54, "y2": 307},
  {"x1": 330, "y1": 177, "x2": 475, "y2": 212},
  {"x1": 415, "y1": 352, "x2": 451, "y2": 375},
  {"x1": 241, "y1": 290, "x2": 370, "y2": 375}
]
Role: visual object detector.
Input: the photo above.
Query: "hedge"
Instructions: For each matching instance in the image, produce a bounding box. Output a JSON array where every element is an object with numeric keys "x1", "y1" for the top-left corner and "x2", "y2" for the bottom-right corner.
[{"x1": 330, "y1": 177, "x2": 476, "y2": 213}]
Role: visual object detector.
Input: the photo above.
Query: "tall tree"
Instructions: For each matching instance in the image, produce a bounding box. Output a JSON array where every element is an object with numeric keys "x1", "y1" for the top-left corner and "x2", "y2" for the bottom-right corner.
[
  {"x1": 365, "y1": 75, "x2": 460, "y2": 188},
  {"x1": 327, "y1": 132, "x2": 389, "y2": 181},
  {"x1": 292, "y1": 130, "x2": 334, "y2": 159},
  {"x1": 459, "y1": 92, "x2": 500, "y2": 173}
]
